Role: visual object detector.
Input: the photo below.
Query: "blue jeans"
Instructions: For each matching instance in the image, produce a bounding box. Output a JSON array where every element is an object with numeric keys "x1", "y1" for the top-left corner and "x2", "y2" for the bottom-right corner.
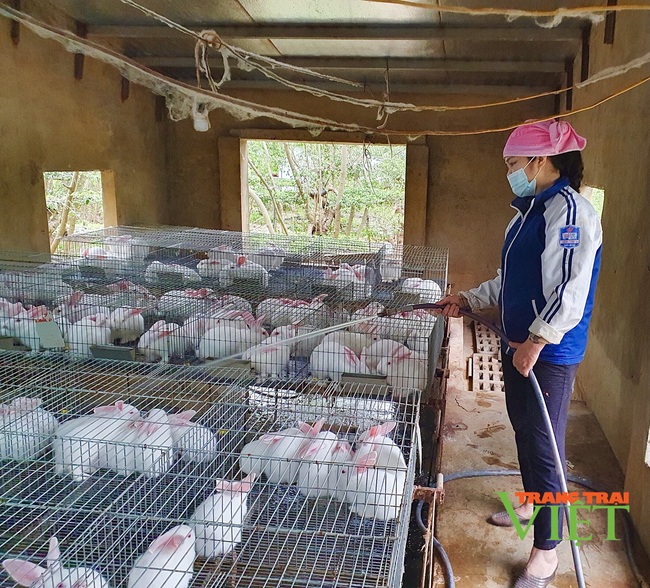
[{"x1": 502, "y1": 352, "x2": 579, "y2": 550}]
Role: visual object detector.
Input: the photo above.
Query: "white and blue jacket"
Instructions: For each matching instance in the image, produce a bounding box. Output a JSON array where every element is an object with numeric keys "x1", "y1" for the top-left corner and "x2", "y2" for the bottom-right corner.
[{"x1": 461, "y1": 177, "x2": 602, "y2": 365}]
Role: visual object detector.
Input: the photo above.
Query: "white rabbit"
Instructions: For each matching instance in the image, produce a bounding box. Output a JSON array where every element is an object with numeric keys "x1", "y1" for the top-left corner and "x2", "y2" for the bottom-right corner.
[
  {"x1": 145, "y1": 261, "x2": 201, "y2": 285},
  {"x1": 360, "y1": 340, "x2": 410, "y2": 373},
  {"x1": 5, "y1": 315, "x2": 41, "y2": 350},
  {"x1": 344, "y1": 450, "x2": 406, "y2": 521},
  {"x1": 322, "y1": 331, "x2": 379, "y2": 356},
  {"x1": 0, "y1": 397, "x2": 59, "y2": 460},
  {"x1": 197, "y1": 324, "x2": 243, "y2": 360},
  {"x1": 230, "y1": 255, "x2": 269, "y2": 287},
  {"x1": 401, "y1": 278, "x2": 442, "y2": 303},
  {"x1": 208, "y1": 245, "x2": 238, "y2": 264},
  {"x1": 256, "y1": 298, "x2": 294, "y2": 327},
  {"x1": 109, "y1": 307, "x2": 145, "y2": 344},
  {"x1": 323, "y1": 264, "x2": 368, "y2": 301},
  {"x1": 323, "y1": 441, "x2": 355, "y2": 501},
  {"x1": 138, "y1": 321, "x2": 182, "y2": 363},
  {"x1": 2, "y1": 536, "x2": 111, "y2": 588},
  {"x1": 266, "y1": 324, "x2": 301, "y2": 352},
  {"x1": 296, "y1": 431, "x2": 342, "y2": 499},
  {"x1": 158, "y1": 287, "x2": 214, "y2": 315},
  {"x1": 242, "y1": 341, "x2": 290, "y2": 377},
  {"x1": 175, "y1": 317, "x2": 207, "y2": 354},
  {"x1": 198, "y1": 312, "x2": 267, "y2": 360},
  {"x1": 197, "y1": 258, "x2": 235, "y2": 279},
  {"x1": 262, "y1": 419, "x2": 325, "y2": 484},
  {"x1": 53, "y1": 401, "x2": 140, "y2": 482},
  {"x1": 190, "y1": 473, "x2": 256, "y2": 558},
  {"x1": 127, "y1": 525, "x2": 195, "y2": 588},
  {"x1": 248, "y1": 245, "x2": 285, "y2": 270},
  {"x1": 67, "y1": 314, "x2": 112, "y2": 357},
  {"x1": 104, "y1": 280, "x2": 158, "y2": 311},
  {"x1": 349, "y1": 302, "x2": 385, "y2": 334},
  {"x1": 130, "y1": 409, "x2": 174, "y2": 477},
  {"x1": 376, "y1": 348, "x2": 427, "y2": 395},
  {"x1": 53, "y1": 291, "x2": 109, "y2": 323},
  {"x1": 356, "y1": 421, "x2": 407, "y2": 471},
  {"x1": 167, "y1": 410, "x2": 220, "y2": 463},
  {"x1": 106, "y1": 409, "x2": 174, "y2": 478},
  {"x1": 239, "y1": 437, "x2": 273, "y2": 478},
  {"x1": 214, "y1": 294, "x2": 252, "y2": 314},
  {"x1": 105, "y1": 235, "x2": 149, "y2": 261},
  {"x1": 310, "y1": 342, "x2": 369, "y2": 381},
  {"x1": 0, "y1": 299, "x2": 25, "y2": 318},
  {"x1": 287, "y1": 294, "x2": 330, "y2": 329}
]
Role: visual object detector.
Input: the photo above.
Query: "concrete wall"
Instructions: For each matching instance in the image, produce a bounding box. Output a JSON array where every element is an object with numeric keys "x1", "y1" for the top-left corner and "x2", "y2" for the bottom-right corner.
[
  {"x1": 0, "y1": 1, "x2": 167, "y2": 253},
  {"x1": 166, "y1": 90, "x2": 553, "y2": 290},
  {"x1": 570, "y1": 12, "x2": 650, "y2": 555}
]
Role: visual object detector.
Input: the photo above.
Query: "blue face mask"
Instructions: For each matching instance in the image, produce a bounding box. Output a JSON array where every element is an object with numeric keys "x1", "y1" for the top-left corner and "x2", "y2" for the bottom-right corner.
[{"x1": 507, "y1": 158, "x2": 538, "y2": 198}]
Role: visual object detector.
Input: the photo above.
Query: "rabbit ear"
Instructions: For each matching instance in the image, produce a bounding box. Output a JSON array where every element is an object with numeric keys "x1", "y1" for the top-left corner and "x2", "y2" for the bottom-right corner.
[
  {"x1": 215, "y1": 472, "x2": 257, "y2": 494},
  {"x1": 297, "y1": 440, "x2": 319, "y2": 458},
  {"x1": 256, "y1": 314, "x2": 266, "y2": 327},
  {"x1": 260, "y1": 433, "x2": 282, "y2": 444},
  {"x1": 94, "y1": 405, "x2": 116, "y2": 416},
  {"x1": 297, "y1": 418, "x2": 325, "y2": 436},
  {"x1": 311, "y1": 294, "x2": 328, "y2": 304},
  {"x1": 323, "y1": 268, "x2": 334, "y2": 279},
  {"x1": 46, "y1": 537, "x2": 60, "y2": 568},
  {"x1": 391, "y1": 348, "x2": 412, "y2": 361},
  {"x1": 361, "y1": 421, "x2": 397, "y2": 441},
  {"x1": 2, "y1": 560, "x2": 46, "y2": 586},
  {"x1": 148, "y1": 528, "x2": 187, "y2": 553},
  {"x1": 335, "y1": 441, "x2": 352, "y2": 454},
  {"x1": 169, "y1": 410, "x2": 196, "y2": 425},
  {"x1": 144, "y1": 421, "x2": 162, "y2": 435},
  {"x1": 355, "y1": 450, "x2": 377, "y2": 472},
  {"x1": 343, "y1": 346, "x2": 359, "y2": 364}
]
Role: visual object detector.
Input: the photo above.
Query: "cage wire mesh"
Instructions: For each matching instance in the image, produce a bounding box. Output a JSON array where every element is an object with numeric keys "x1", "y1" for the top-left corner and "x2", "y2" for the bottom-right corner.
[
  {"x1": 0, "y1": 228, "x2": 447, "y2": 393},
  {"x1": 0, "y1": 351, "x2": 420, "y2": 588}
]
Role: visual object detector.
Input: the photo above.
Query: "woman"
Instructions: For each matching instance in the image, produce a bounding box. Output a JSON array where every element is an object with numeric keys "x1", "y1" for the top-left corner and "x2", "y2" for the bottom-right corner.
[{"x1": 438, "y1": 119, "x2": 602, "y2": 587}]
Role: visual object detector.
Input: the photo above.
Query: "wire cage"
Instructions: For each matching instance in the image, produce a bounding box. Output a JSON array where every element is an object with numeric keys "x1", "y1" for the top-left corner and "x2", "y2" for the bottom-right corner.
[
  {"x1": 0, "y1": 229, "x2": 447, "y2": 394},
  {"x1": 0, "y1": 351, "x2": 420, "y2": 588}
]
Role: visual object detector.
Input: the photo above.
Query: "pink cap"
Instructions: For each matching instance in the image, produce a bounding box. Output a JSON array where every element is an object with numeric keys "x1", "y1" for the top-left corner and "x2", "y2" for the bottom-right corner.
[{"x1": 503, "y1": 119, "x2": 586, "y2": 157}]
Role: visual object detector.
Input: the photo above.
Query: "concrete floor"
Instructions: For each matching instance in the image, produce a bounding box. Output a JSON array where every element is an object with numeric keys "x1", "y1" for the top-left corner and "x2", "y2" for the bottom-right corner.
[{"x1": 434, "y1": 318, "x2": 641, "y2": 588}]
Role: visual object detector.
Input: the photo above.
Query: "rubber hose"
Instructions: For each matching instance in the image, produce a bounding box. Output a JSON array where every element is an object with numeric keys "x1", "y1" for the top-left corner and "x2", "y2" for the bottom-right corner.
[{"x1": 416, "y1": 499, "x2": 456, "y2": 588}]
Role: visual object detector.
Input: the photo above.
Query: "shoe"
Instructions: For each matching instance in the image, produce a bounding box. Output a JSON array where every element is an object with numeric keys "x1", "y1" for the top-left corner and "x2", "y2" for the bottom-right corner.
[
  {"x1": 512, "y1": 565, "x2": 557, "y2": 588},
  {"x1": 488, "y1": 510, "x2": 531, "y2": 527}
]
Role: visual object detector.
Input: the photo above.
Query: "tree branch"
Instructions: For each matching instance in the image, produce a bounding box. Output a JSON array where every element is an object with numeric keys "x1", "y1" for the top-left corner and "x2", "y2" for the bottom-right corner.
[
  {"x1": 248, "y1": 187, "x2": 275, "y2": 234},
  {"x1": 50, "y1": 171, "x2": 79, "y2": 252}
]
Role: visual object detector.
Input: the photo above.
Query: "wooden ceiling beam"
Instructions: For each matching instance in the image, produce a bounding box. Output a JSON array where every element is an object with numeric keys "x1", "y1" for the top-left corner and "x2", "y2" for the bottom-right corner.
[
  {"x1": 178, "y1": 79, "x2": 557, "y2": 95},
  {"x1": 136, "y1": 55, "x2": 566, "y2": 74},
  {"x1": 88, "y1": 24, "x2": 581, "y2": 43}
]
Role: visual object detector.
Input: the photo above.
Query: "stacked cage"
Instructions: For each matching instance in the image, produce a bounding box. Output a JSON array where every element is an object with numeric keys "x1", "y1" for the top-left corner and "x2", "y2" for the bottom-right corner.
[
  {"x1": 0, "y1": 228, "x2": 447, "y2": 395},
  {"x1": 0, "y1": 351, "x2": 420, "y2": 588}
]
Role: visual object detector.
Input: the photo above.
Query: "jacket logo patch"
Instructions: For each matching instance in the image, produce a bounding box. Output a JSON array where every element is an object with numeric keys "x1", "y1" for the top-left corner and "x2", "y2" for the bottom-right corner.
[{"x1": 559, "y1": 225, "x2": 580, "y2": 248}]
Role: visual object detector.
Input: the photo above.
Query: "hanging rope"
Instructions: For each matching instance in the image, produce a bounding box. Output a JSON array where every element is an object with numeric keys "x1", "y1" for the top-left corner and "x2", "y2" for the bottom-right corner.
[
  {"x1": 361, "y1": 0, "x2": 650, "y2": 25},
  {"x1": 113, "y1": 0, "x2": 650, "y2": 117},
  {"x1": 0, "y1": 2, "x2": 649, "y2": 139}
]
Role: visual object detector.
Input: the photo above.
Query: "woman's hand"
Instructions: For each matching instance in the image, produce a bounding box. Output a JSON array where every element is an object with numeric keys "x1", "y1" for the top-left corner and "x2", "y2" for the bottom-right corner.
[
  {"x1": 510, "y1": 338, "x2": 545, "y2": 377},
  {"x1": 435, "y1": 294, "x2": 468, "y2": 318}
]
